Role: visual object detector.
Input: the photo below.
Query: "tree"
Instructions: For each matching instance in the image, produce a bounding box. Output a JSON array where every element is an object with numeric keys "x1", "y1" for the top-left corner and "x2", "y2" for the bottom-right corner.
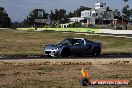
[
  {"x1": 68, "y1": 22, "x2": 82, "y2": 28},
  {"x1": 50, "y1": 9, "x2": 68, "y2": 23},
  {"x1": 23, "y1": 9, "x2": 48, "y2": 27},
  {"x1": 49, "y1": 9, "x2": 68, "y2": 27},
  {"x1": 114, "y1": 9, "x2": 121, "y2": 17},
  {"x1": 0, "y1": 7, "x2": 11, "y2": 28},
  {"x1": 124, "y1": 0, "x2": 128, "y2": 2},
  {"x1": 67, "y1": 12, "x2": 74, "y2": 18},
  {"x1": 122, "y1": 0, "x2": 132, "y2": 22},
  {"x1": 68, "y1": 6, "x2": 91, "y2": 17}
]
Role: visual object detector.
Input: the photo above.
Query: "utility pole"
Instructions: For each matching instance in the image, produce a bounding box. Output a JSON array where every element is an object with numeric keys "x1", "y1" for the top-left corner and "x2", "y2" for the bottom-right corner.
[{"x1": 122, "y1": 15, "x2": 124, "y2": 29}]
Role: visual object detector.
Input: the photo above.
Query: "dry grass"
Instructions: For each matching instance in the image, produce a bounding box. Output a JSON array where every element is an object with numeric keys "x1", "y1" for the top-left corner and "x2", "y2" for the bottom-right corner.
[
  {"x1": 0, "y1": 59, "x2": 132, "y2": 88},
  {"x1": 0, "y1": 29, "x2": 132, "y2": 88},
  {"x1": 0, "y1": 29, "x2": 132, "y2": 55}
]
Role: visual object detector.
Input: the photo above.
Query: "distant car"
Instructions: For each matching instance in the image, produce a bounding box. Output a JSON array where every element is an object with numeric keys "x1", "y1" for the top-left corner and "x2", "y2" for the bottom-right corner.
[{"x1": 43, "y1": 38, "x2": 102, "y2": 57}]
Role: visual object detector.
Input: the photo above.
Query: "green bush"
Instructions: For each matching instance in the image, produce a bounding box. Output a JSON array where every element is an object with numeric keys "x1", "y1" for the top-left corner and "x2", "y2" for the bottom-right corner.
[{"x1": 68, "y1": 22, "x2": 82, "y2": 28}]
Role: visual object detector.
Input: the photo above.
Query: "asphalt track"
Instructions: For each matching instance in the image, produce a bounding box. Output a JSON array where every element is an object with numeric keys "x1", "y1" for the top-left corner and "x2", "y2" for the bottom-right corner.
[{"x1": 0, "y1": 53, "x2": 132, "y2": 60}]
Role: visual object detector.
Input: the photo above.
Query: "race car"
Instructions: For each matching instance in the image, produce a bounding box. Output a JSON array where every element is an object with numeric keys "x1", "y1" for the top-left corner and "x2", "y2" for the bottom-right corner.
[{"x1": 43, "y1": 38, "x2": 102, "y2": 57}]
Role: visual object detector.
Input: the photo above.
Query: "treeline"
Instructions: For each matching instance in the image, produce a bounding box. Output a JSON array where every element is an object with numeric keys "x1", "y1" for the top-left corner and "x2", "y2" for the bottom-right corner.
[
  {"x1": 21, "y1": 1, "x2": 132, "y2": 28},
  {"x1": 0, "y1": 7, "x2": 11, "y2": 28},
  {"x1": 0, "y1": 0, "x2": 132, "y2": 28},
  {"x1": 22, "y1": 6, "x2": 91, "y2": 28}
]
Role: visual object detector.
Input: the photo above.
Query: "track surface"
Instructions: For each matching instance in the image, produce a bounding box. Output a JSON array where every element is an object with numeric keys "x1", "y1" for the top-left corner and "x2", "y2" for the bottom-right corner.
[{"x1": 0, "y1": 53, "x2": 132, "y2": 60}]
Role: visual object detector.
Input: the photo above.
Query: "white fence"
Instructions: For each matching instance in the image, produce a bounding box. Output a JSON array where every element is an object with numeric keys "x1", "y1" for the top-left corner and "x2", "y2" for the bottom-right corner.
[
  {"x1": 0, "y1": 28, "x2": 11, "y2": 30},
  {"x1": 99, "y1": 29, "x2": 132, "y2": 34}
]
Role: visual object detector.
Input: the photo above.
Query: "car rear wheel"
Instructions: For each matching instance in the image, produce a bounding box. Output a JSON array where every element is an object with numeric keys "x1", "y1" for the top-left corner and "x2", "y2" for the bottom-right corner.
[
  {"x1": 92, "y1": 47, "x2": 101, "y2": 57},
  {"x1": 61, "y1": 48, "x2": 71, "y2": 57}
]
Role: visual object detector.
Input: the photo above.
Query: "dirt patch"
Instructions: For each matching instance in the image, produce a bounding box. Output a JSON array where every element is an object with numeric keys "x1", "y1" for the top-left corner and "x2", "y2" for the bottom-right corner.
[{"x1": 0, "y1": 59, "x2": 132, "y2": 88}]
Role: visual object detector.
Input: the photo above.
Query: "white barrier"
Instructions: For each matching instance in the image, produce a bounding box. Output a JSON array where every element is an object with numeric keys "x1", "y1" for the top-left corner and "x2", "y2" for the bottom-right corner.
[
  {"x1": 99, "y1": 29, "x2": 132, "y2": 34},
  {"x1": 0, "y1": 28, "x2": 12, "y2": 30}
]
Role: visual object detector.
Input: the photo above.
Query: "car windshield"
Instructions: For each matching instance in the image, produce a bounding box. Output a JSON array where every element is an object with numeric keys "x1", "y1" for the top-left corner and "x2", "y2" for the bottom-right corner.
[
  {"x1": 58, "y1": 39, "x2": 84, "y2": 45},
  {"x1": 58, "y1": 39, "x2": 73, "y2": 45}
]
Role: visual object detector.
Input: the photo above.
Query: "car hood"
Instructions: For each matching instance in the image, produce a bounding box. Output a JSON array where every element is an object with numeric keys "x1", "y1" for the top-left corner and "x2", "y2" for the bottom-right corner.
[{"x1": 44, "y1": 44, "x2": 58, "y2": 50}]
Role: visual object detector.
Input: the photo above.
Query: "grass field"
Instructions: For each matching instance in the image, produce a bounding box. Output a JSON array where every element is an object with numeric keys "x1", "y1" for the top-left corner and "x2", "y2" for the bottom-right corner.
[
  {"x1": 0, "y1": 29, "x2": 132, "y2": 88},
  {"x1": 17, "y1": 28, "x2": 99, "y2": 33},
  {"x1": 0, "y1": 29, "x2": 132, "y2": 55},
  {"x1": 0, "y1": 59, "x2": 132, "y2": 88}
]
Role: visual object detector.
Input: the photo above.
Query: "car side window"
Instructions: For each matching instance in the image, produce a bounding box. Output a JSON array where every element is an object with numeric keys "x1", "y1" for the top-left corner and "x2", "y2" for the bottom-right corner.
[
  {"x1": 61, "y1": 40, "x2": 72, "y2": 45},
  {"x1": 85, "y1": 39, "x2": 90, "y2": 44},
  {"x1": 76, "y1": 39, "x2": 84, "y2": 45}
]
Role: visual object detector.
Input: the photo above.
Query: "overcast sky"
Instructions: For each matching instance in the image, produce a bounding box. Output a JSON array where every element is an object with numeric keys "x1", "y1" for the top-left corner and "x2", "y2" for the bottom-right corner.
[{"x1": 0, "y1": 0, "x2": 131, "y2": 22}]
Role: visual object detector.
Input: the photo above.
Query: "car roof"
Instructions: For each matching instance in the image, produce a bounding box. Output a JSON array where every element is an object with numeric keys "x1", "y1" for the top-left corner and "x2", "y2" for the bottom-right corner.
[
  {"x1": 74, "y1": 38, "x2": 85, "y2": 40},
  {"x1": 65, "y1": 38, "x2": 85, "y2": 40}
]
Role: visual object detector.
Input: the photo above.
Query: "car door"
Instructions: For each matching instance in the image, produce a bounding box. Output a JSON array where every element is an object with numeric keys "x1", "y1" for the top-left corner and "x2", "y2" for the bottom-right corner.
[
  {"x1": 76, "y1": 40, "x2": 93, "y2": 54},
  {"x1": 69, "y1": 45, "x2": 79, "y2": 54},
  {"x1": 84, "y1": 41, "x2": 93, "y2": 54},
  {"x1": 71, "y1": 39, "x2": 87, "y2": 55}
]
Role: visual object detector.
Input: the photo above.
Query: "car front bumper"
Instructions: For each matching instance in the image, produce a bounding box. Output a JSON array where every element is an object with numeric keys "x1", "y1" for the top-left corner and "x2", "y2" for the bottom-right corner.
[{"x1": 44, "y1": 50, "x2": 60, "y2": 57}]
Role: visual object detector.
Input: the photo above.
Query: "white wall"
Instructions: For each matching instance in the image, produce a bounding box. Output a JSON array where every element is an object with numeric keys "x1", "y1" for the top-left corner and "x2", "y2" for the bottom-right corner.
[
  {"x1": 69, "y1": 17, "x2": 84, "y2": 22},
  {"x1": 99, "y1": 29, "x2": 132, "y2": 34},
  {"x1": 81, "y1": 11, "x2": 91, "y2": 17}
]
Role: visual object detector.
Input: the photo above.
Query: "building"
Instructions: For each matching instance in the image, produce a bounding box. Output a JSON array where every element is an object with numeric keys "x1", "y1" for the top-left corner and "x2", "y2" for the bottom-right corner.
[
  {"x1": 72, "y1": 1, "x2": 114, "y2": 25},
  {"x1": 61, "y1": 1, "x2": 115, "y2": 28}
]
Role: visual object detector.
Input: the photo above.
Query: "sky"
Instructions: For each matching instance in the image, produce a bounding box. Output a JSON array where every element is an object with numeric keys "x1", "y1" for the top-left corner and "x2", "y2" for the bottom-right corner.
[{"x1": 0, "y1": 0, "x2": 131, "y2": 22}]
